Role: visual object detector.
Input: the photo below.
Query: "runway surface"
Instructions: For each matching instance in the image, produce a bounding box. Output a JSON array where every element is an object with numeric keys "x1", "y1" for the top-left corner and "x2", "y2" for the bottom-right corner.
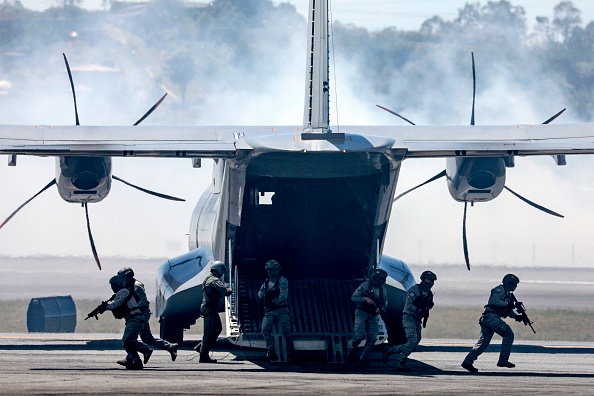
[{"x1": 1, "y1": 333, "x2": 593, "y2": 395}]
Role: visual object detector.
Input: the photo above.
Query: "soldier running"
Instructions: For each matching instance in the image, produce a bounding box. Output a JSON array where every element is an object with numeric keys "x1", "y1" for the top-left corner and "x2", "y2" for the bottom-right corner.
[
  {"x1": 383, "y1": 270, "x2": 436, "y2": 371},
  {"x1": 461, "y1": 274, "x2": 524, "y2": 373},
  {"x1": 258, "y1": 260, "x2": 296, "y2": 362},
  {"x1": 105, "y1": 275, "x2": 153, "y2": 370},
  {"x1": 116, "y1": 267, "x2": 178, "y2": 365},
  {"x1": 345, "y1": 268, "x2": 388, "y2": 365}
]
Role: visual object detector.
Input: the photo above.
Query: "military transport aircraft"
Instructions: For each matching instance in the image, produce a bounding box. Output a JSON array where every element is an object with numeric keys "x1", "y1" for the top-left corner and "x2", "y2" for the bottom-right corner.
[{"x1": 2, "y1": 0, "x2": 594, "y2": 359}]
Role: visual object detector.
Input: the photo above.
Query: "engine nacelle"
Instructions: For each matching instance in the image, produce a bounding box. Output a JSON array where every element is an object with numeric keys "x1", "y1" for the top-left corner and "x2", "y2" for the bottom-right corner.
[
  {"x1": 55, "y1": 156, "x2": 112, "y2": 203},
  {"x1": 446, "y1": 157, "x2": 506, "y2": 203}
]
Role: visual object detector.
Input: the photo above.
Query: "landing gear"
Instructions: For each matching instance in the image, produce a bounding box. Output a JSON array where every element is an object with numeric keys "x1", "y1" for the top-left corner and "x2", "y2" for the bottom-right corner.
[{"x1": 159, "y1": 316, "x2": 184, "y2": 344}]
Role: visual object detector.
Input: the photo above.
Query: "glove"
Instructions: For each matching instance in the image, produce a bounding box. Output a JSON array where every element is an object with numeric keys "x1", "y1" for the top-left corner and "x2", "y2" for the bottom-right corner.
[
  {"x1": 427, "y1": 301, "x2": 434, "y2": 309},
  {"x1": 515, "y1": 314, "x2": 524, "y2": 322}
]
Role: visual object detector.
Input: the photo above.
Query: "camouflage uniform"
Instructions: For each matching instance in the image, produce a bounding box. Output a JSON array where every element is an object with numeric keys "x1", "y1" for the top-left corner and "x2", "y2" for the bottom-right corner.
[
  {"x1": 387, "y1": 283, "x2": 434, "y2": 365},
  {"x1": 347, "y1": 280, "x2": 388, "y2": 362},
  {"x1": 131, "y1": 280, "x2": 177, "y2": 358},
  {"x1": 258, "y1": 275, "x2": 295, "y2": 359},
  {"x1": 106, "y1": 286, "x2": 152, "y2": 367},
  {"x1": 463, "y1": 283, "x2": 520, "y2": 367},
  {"x1": 200, "y1": 272, "x2": 232, "y2": 362}
]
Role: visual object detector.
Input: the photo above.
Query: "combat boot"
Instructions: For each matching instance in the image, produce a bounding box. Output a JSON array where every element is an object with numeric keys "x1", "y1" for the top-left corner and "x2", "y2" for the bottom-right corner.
[
  {"x1": 142, "y1": 350, "x2": 153, "y2": 364},
  {"x1": 461, "y1": 362, "x2": 479, "y2": 373},
  {"x1": 394, "y1": 362, "x2": 411, "y2": 372},
  {"x1": 126, "y1": 360, "x2": 144, "y2": 370},
  {"x1": 169, "y1": 343, "x2": 178, "y2": 362},
  {"x1": 199, "y1": 357, "x2": 218, "y2": 363},
  {"x1": 497, "y1": 360, "x2": 516, "y2": 368},
  {"x1": 116, "y1": 358, "x2": 130, "y2": 367},
  {"x1": 264, "y1": 351, "x2": 279, "y2": 361},
  {"x1": 345, "y1": 348, "x2": 357, "y2": 364}
]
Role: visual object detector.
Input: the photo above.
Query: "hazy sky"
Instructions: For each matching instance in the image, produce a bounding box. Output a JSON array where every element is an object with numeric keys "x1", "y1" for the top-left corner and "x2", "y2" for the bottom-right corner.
[
  {"x1": 19, "y1": 1, "x2": 594, "y2": 32},
  {"x1": 275, "y1": 0, "x2": 594, "y2": 31},
  {"x1": 3, "y1": 0, "x2": 594, "y2": 269}
]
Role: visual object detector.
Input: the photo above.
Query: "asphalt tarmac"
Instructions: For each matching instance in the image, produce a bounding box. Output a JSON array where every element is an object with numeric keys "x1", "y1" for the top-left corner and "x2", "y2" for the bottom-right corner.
[{"x1": 1, "y1": 333, "x2": 593, "y2": 395}]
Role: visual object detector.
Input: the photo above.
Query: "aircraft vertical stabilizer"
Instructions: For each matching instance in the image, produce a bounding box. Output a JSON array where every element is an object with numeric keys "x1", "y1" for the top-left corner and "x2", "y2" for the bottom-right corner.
[{"x1": 302, "y1": 0, "x2": 330, "y2": 133}]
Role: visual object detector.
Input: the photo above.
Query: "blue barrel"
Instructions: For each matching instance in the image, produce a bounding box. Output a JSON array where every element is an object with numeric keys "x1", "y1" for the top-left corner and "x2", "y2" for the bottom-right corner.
[{"x1": 27, "y1": 296, "x2": 77, "y2": 333}]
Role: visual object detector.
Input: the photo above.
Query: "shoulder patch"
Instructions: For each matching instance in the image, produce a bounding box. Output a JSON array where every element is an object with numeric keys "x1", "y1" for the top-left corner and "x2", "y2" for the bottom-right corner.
[
  {"x1": 215, "y1": 280, "x2": 225, "y2": 287},
  {"x1": 493, "y1": 286, "x2": 504, "y2": 293},
  {"x1": 408, "y1": 291, "x2": 416, "y2": 298}
]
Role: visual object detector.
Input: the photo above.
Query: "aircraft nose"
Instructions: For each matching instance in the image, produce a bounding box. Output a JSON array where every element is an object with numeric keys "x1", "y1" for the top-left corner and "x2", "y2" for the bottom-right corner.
[
  {"x1": 72, "y1": 171, "x2": 100, "y2": 190},
  {"x1": 467, "y1": 170, "x2": 496, "y2": 189}
]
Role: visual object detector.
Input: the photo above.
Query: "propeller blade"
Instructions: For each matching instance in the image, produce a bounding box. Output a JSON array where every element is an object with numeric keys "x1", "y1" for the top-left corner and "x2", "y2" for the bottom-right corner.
[
  {"x1": 0, "y1": 179, "x2": 56, "y2": 230},
  {"x1": 376, "y1": 104, "x2": 416, "y2": 125},
  {"x1": 84, "y1": 202, "x2": 101, "y2": 270},
  {"x1": 463, "y1": 200, "x2": 470, "y2": 271},
  {"x1": 542, "y1": 108, "x2": 566, "y2": 124},
  {"x1": 393, "y1": 170, "x2": 447, "y2": 202},
  {"x1": 504, "y1": 186, "x2": 564, "y2": 218},
  {"x1": 133, "y1": 93, "x2": 168, "y2": 126},
  {"x1": 63, "y1": 53, "x2": 80, "y2": 126},
  {"x1": 471, "y1": 52, "x2": 476, "y2": 126},
  {"x1": 113, "y1": 175, "x2": 185, "y2": 202}
]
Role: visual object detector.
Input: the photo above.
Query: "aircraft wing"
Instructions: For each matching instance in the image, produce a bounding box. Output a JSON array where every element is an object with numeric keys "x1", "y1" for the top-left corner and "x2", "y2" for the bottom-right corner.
[
  {"x1": 342, "y1": 124, "x2": 594, "y2": 158},
  {"x1": 2, "y1": 123, "x2": 594, "y2": 158}
]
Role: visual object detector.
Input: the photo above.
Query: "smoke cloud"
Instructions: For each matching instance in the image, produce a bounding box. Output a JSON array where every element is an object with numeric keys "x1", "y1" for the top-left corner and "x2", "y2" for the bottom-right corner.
[{"x1": 0, "y1": 0, "x2": 593, "y2": 268}]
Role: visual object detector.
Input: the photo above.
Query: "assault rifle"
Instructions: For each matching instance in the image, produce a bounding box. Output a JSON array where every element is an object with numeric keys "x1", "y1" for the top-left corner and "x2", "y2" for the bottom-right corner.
[
  {"x1": 85, "y1": 294, "x2": 115, "y2": 320},
  {"x1": 510, "y1": 293, "x2": 536, "y2": 333},
  {"x1": 362, "y1": 288, "x2": 386, "y2": 318}
]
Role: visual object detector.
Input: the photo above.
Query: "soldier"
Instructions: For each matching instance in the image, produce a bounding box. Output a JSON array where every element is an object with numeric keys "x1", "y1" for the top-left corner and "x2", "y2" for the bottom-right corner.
[
  {"x1": 382, "y1": 270, "x2": 436, "y2": 371},
  {"x1": 105, "y1": 275, "x2": 153, "y2": 370},
  {"x1": 117, "y1": 267, "x2": 178, "y2": 365},
  {"x1": 345, "y1": 268, "x2": 388, "y2": 365},
  {"x1": 199, "y1": 261, "x2": 233, "y2": 363},
  {"x1": 461, "y1": 274, "x2": 524, "y2": 373},
  {"x1": 258, "y1": 260, "x2": 295, "y2": 362}
]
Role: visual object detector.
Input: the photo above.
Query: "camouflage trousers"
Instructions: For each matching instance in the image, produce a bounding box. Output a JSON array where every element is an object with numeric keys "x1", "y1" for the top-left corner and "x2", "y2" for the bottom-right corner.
[
  {"x1": 385, "y1": 313, "x2": 422, "y2": 364},
  {"x1": 128, "y1": 312, "x2": 174, "y2": 356},
  {"x1": 463, "y1": 313, "x2": 515, "y2": 364},
  {"x1": 122, "y1": 315, "x2": 152, "y2": 364},
  {"x1": 262, "y1": 307, "x2": 295, "y2": 354},
  {"x1": 347, "y1": 309, "x2": 379, "y2": 361}
]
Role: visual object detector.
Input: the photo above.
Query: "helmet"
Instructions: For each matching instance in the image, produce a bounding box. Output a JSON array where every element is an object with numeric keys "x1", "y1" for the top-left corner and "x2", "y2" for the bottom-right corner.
[
  {"x1": 502, "y1": 274, "x2": 519, "y2": 285},
  {"x1": 370, "y1": 268, "x2": 388, "y2": 283},
  {"x1": 109, "y1": 275, "x2": 126, "y2": 292},
  {"x1": 210, "y1": 261, "x2": 226, "y2": 277},
  {"x1": 420, "y1": 270, "x2": 437, "y2": 282},
  {"x1": 117, "y1": 267, "x2": 135, "y2": 283},
  {"x1": 265, "y1": 260, "x2": 281, "y2": 270}
]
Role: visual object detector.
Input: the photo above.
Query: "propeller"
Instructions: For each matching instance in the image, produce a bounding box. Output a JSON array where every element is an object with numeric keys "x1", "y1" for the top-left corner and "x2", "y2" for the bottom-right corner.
[
  {"x1": 377, "y1": 52, "x2": 566, "y2": 270},
  {"x1": 0, "y1": 55, "x2": 182, "y2": 270},
  {"x1": 112, "y1": 175, "x2": 185, "y2": 202},
  {"x1": 393, "y1": 170, "x2": 446, "y2": 202},
  {"x1": 463, "y1": 201, "x2": 470, "y2": 270},
  {"x1": 0, "y1": 179, "x2": 57, "y2": 231}
]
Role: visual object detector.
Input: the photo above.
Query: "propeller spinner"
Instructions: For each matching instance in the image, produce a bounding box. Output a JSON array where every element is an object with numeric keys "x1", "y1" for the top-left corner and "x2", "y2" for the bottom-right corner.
[
  {"x1": 0, "y1": 54, "x2": 183, "y2": 270},
  {"x1": 379, "y1": 52, "x2": 565, "y2": 270}
]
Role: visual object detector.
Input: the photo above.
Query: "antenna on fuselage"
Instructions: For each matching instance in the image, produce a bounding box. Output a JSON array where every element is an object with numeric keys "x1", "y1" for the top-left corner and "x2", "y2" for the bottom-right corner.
[{"x1": 302, "y1": 0, "x2": 331, "y2": 134}]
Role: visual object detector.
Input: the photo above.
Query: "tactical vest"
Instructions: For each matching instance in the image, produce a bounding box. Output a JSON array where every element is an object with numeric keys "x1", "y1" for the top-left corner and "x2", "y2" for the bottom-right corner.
[
  {"x1": 263, "y1": 278, "x2": 288, "y2": 311},
  {"x1": 111, "y1": 286, "x2": 140, "y2": 319},
  {"x1": 356, "y1": 284, "x2": 384, "y2": 315}
]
